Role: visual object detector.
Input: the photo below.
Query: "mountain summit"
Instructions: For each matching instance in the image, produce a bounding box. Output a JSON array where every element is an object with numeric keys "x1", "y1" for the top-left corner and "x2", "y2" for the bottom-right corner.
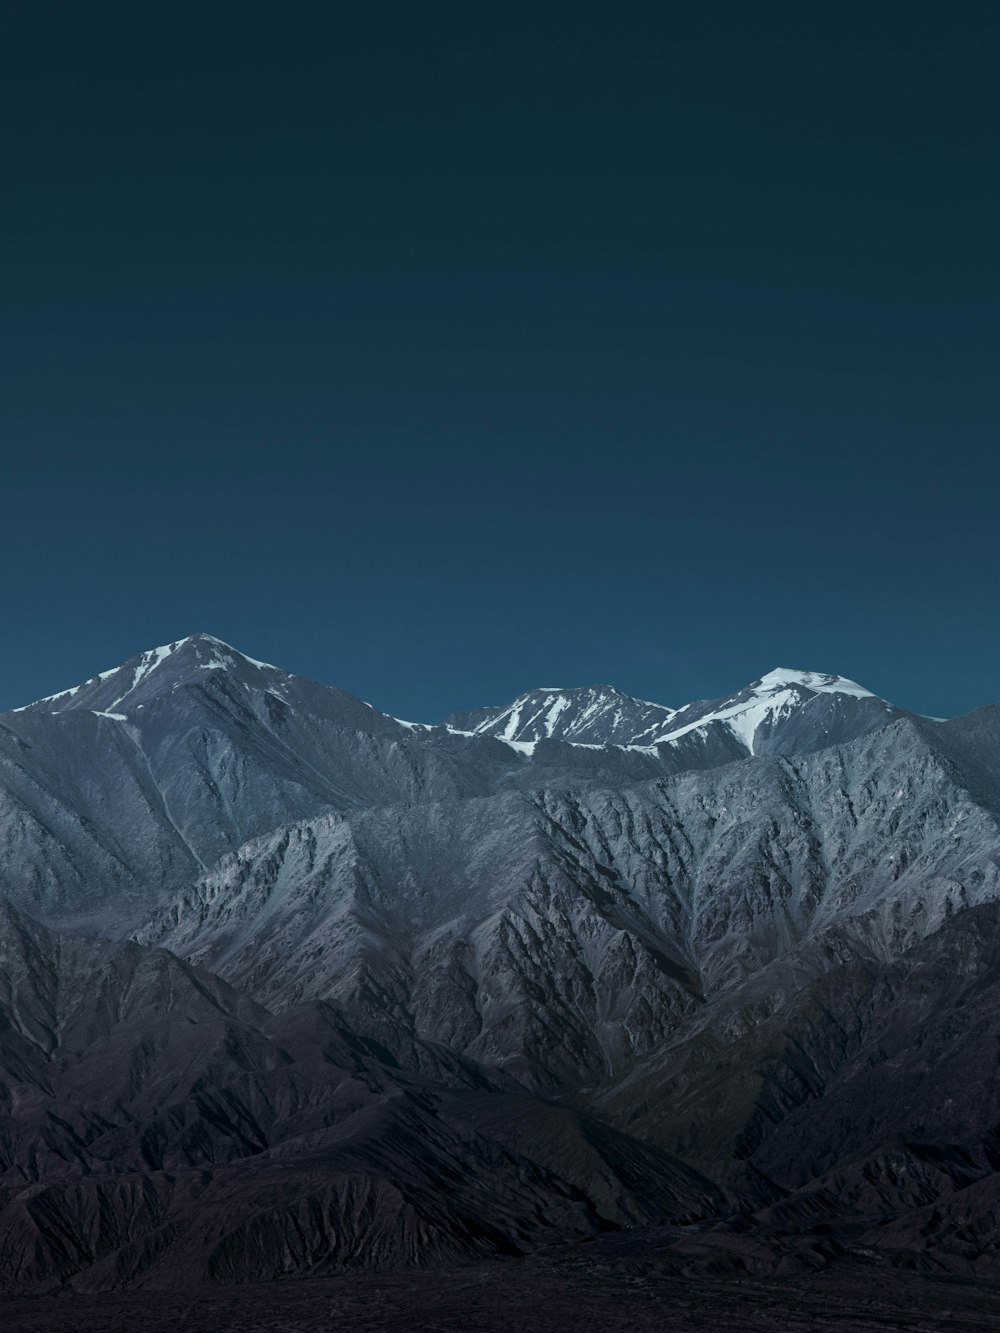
[
  {"x1": 647, "y1": 665, "x2": 900, "y2": 757},
  {"x1": 2, "y1": 635, "x2": 1000, "y2": 1292},
  {"x1": 445, "y1": 666, "x2": 900, "y2": 757},
  {"x1": 14, "y1": 634, "x2": 295, "y2": 718},
  {"x1": 445, "y1": 684, "x2": 678, "y2": 747}
]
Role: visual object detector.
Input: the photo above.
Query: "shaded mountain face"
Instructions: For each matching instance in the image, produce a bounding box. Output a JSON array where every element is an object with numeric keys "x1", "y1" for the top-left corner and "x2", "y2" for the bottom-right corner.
[
  {"x1": 590, "y1": 901, "x2": 1000, "y2": 1278},
  {"x1": 2, "y1": 635, "x2": 1000, "y2": 1291},
  {"x1": 0, "y1": 902, "x2": 722, "y2": 1292}
]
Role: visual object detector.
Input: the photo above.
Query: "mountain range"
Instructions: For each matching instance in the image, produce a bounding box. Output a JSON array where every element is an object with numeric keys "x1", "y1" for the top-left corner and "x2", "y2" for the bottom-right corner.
[{"x1": 2, "y1": 634, "x2": 1000, "y2": 1294}]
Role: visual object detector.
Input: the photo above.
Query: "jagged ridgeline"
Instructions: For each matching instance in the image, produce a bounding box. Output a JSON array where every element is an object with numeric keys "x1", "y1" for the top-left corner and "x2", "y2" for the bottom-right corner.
[{"x1": 2, "y1": 634, "x2": 1000, "y2": 1289}]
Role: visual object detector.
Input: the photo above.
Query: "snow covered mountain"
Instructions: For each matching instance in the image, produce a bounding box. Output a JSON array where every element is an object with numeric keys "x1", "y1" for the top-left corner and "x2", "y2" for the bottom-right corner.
[
  {"x1": 0, "y1": 636, "x2": 906, "y2": 930},
  {"x1": 647, "y1": 666, "x2": 903, "y2": 756},
  {"x1": 449, "y1": 668, "x2": 902, "y2": 758},
  {"x1": 0, "y1": 634, "x2": 424, "y2": 927},
  {"x1": 12, "y1": 632, "x2": 390, "y2": 730},
  {"x1": 4, "y1": 634, "x2": 1000, "y2": 1291},
  {"x1": 445, "y1": 684, "x2": 678, "y2": 747}
]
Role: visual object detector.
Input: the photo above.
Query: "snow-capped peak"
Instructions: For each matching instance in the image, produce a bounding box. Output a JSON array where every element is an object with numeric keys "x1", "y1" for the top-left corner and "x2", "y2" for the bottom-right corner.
[
  {"x1": 645, "y1": 667, "x2": 890, "y2": 756},
  {"x1": 443, "y1": 684, "x2": 678, "y2": 748},
  {"x1": 11, "y1": 634, "x2": 286, "y2": 715},
  {"x1": 7, "y1": 637, "x2": 902, "y2": 766},
  {"x1": 754, "y1": 668, "x2": 875, "y2": 699},
  {"x1": 166, "y1": 633, "x2": 282, "y2": 673}
]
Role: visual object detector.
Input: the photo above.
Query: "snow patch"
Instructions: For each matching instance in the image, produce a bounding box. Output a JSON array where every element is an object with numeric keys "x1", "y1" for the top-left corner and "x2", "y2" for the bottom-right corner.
[
  {"x1": 500, "y1": 738, "x2": 537, "y2": 755},
  {"x1": 757, "y1": 668, "x2": 874, "y2": 699}
]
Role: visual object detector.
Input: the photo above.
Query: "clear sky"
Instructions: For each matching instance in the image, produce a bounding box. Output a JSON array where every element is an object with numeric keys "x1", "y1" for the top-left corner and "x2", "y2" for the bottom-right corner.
[{"x1": 1, "y1": 4, "x2": 998, "y2": 721}]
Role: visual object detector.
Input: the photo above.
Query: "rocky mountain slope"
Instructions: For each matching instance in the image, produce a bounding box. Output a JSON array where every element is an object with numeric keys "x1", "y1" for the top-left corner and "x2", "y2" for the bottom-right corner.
[
  {"x1": 138, "y1": 713, "x2": 1000, "y2": 1091},
  {"x1": 1, "y1": 635, "x2": 999, "y2": 1291},
  {"x1": 0, "y1": 637, "x2": 914, "y2": 932},
  {"x1": 0, "y1": 901, "x2": 722, "y2": 1291}
]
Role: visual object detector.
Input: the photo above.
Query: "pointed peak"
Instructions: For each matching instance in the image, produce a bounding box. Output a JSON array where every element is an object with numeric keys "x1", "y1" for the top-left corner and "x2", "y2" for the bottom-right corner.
[
  {"x1": 157, "y1": 634, "x2": 281, "y2": 672},
  {"x1": 646, "y1": 666, "x2": 893, "y2": 756},
  {"x1": 11, "y1": 634, "x2": 286, "y2": 716}
]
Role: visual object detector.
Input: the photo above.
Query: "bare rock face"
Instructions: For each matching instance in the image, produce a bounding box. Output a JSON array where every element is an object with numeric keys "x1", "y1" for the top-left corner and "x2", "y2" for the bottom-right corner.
[
  {"x1": 3, "y1": 636, "x2": 1000, "y2": 1291},
  {"x1": 0, "y1": 901, "x2": 723, "y2": 1292},
  {"x1": 138, "y1": 716, "x2": 1000, "y2": 1092}
]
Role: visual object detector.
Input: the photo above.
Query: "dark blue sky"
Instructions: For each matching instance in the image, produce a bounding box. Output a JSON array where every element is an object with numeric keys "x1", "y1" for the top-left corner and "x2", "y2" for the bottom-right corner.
[{"x1": 1, "y1": 4, "x2": 998, "y2": 721}]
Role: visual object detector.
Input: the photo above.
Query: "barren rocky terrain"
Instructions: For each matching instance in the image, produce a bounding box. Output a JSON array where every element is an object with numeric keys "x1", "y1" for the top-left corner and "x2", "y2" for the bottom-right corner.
[{"x1": 3, "y1": 636, "x2": 1000, "y2": 1326}]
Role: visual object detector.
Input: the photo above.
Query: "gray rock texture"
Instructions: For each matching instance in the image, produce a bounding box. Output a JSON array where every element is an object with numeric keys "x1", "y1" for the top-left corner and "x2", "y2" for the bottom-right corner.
[
  {"x1": 2, "y1": 635, "x2": 1000, "y2": 1291},
  {"x1": 0, "y1": 901, "x2": 721, "y2": 1291}
]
